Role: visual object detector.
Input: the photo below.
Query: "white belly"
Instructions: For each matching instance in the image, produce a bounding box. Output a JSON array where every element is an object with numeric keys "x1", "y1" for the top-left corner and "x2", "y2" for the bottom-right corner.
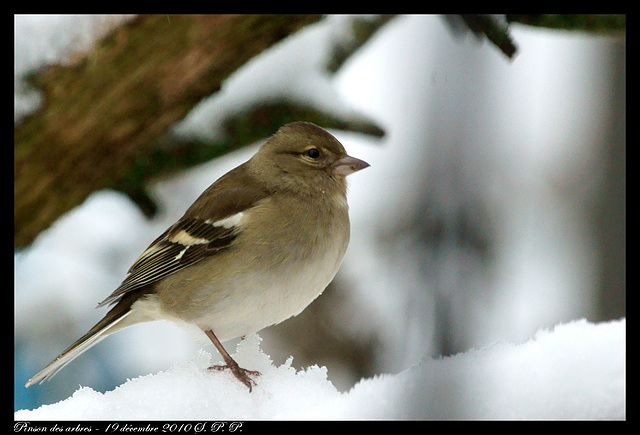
[{"x1": 196, "y1": 259, "x2": 339, "y2": 342}]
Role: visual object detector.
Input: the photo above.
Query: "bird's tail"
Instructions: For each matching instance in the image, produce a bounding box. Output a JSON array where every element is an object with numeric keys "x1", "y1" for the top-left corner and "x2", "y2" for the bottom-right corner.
[{"x1": 25, "y1": 295, "x2": 136, "y2": 387}]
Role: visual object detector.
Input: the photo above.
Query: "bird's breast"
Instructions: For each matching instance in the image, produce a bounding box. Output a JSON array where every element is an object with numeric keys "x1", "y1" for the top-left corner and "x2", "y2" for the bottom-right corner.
[{"x1": 156, "y1": 195, "x2": 351, "y2": 342}]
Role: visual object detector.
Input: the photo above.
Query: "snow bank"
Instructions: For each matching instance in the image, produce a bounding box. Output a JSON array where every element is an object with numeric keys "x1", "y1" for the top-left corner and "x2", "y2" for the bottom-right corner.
[{"x1": 15, "y1": 318, "x2": 625, "y2": 420}]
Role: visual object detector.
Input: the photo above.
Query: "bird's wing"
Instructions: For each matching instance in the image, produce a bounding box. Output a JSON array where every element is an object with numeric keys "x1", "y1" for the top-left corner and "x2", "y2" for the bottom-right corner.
[{"x1": 97, "y1": 166, "x2": 269, "y2": 308}]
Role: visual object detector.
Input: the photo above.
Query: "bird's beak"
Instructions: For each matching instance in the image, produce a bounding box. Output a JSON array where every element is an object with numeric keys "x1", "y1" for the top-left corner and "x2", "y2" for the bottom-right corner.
[{"x1": 331, "y1": 155, "x2": 370, "y2": 176}]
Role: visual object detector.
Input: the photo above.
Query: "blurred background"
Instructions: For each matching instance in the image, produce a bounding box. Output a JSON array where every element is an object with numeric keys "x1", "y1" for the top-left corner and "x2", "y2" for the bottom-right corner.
[{"x1": 15, "y1": 15, "x2": 625, "y2": 411}]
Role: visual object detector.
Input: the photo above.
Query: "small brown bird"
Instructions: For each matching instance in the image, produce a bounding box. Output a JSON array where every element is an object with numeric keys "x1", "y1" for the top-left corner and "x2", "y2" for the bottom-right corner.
[{"x1": 25, "y1": 122, "x2": 369, "y2": 391}]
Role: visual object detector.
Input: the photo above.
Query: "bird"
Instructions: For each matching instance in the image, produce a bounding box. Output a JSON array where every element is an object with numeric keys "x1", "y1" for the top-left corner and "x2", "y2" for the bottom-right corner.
[{"x1": 25, "y1": 121, "x2": 370, "y2": 391}]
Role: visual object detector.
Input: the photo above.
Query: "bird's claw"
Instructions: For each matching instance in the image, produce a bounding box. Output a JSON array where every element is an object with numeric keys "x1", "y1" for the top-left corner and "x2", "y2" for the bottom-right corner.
[{"x1": 208, "y1": 363, "x2": 260, "y2": 392}]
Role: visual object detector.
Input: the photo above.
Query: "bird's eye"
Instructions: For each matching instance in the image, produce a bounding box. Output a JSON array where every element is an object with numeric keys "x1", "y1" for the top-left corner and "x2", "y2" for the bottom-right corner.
[{"x1": 305, "y1": 148, "x2": 321, "y2": 159}]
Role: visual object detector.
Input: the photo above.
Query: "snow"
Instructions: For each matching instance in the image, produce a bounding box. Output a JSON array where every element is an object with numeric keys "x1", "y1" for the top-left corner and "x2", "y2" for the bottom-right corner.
[
  {"x1": 15, "y1": 319, "x2": 625, "y2": 420},
  {"x1": 15, "y1": 15, "x2": 625, "y2": 420}
]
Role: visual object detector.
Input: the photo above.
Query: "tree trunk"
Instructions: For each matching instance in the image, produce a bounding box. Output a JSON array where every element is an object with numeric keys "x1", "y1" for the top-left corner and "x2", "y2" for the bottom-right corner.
[{"x1": 15, "y1": 15, "x2": 326, "y2": 248}]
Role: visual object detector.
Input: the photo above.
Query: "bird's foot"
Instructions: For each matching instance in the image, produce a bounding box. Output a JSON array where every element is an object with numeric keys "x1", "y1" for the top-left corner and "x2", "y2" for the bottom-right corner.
[{"x1": 208, "y1": 361, "x2": 260, "y2": 392}]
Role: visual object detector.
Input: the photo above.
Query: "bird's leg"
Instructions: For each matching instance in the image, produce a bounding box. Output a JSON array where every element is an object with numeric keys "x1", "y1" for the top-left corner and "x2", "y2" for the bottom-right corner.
[{"x1": 204, "y1": 329, "x2": 260, "y2": 392}]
